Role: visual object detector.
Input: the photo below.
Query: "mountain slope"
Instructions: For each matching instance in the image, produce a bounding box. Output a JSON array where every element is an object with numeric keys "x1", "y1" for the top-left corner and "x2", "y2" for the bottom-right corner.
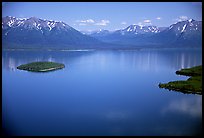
[
  {"x1": 150, "y1": 19, "x2": 202, "y2": 46},
  {"x1": 89, "y1": 25, "x2": 162, "y2": 45},
  {"x1": 2, "y1": 16, "x2": 104, "y2": 49},
  {"x1": 89, "y1": 19, "x2": 202, "y2": 47},
  {"x1": 2, "y1": 16, "x2": 202, "y2": 49}
]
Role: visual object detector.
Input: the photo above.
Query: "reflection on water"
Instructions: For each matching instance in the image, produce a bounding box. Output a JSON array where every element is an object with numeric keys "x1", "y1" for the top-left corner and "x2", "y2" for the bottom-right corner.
[
  {"x1": 161, "y1": 96, "x2": 202, "y2": 117},
  {"x1": 2, "y1": 48, "x2": 202, "y2": 136},
  {"x1": 2, "y1": 48, "x2": 202, "y2": 72},
  {"x1": 2, "y1": 50, "x2": 93, "y2": 71}
]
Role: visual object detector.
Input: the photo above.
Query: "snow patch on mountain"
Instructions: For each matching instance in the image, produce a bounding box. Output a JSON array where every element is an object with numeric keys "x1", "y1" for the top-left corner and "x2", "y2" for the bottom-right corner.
[
  {"x1": 181, "y1": 24, "x2": 187, "y2": 32},
  {"x1": 121, "y1": 25, "x2": 160, "y2": 35},
  {"x1": 2, "y1": 16, "x2": 71, "y2": 32}
]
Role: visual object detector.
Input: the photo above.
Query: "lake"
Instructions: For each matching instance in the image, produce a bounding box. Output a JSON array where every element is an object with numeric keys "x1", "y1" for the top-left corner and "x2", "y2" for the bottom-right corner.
[{"x1": 2, "y1": 48, "x2": 202, "y2": 136}]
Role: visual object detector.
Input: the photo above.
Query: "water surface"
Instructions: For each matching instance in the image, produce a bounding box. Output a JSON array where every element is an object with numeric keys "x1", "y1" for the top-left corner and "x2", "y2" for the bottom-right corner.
[{"x1": 2, "y1": 48, "x2": 202, "y2": 136}]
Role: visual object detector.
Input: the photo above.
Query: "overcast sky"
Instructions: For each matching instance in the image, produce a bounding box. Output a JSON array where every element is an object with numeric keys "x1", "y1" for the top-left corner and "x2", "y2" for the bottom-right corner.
[{"x1": 2, "y1": 2, "x2": 202, "y2": 32}]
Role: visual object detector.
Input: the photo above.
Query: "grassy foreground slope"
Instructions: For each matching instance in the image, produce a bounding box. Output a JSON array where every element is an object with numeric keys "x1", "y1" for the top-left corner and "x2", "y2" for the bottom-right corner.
[{"x1": 159, "y1": 65, "x2": 202, "y2": 95}]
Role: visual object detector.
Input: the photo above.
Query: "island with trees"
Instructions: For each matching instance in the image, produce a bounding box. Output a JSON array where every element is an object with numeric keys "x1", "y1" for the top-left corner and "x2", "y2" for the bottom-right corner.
[
  {"x1": 159, "y1": 65, "x2": 202, "y2": 95},
  {"x1": 17, "y1": 61, "x2": 65, "y2": 72}
]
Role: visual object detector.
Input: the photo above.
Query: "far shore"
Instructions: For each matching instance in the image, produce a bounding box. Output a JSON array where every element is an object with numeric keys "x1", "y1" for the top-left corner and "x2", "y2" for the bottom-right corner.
[{"x1": 2, "y1": 46, "x2": 202, "y2": 52}]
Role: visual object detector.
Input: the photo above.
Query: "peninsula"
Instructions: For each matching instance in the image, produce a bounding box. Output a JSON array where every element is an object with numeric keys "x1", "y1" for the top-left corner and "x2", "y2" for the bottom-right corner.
[
  {"x1": 158, "y1": 65, "x2": 202, "y2": 95},
  {"x1": 17, "y1": 61, "x2": 65, "y2": 72}
]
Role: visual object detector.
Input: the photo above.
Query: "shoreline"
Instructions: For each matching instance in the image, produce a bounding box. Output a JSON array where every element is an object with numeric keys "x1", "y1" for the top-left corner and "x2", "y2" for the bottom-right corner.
[
  {"x1": 158, "y1": 65, "x2": 202, "y2": 95},
  {"x1": 38, "y1": 67, "x2": 64, "y2": 72},
  {"x1": 2, "y1": 47, "x2": 202, "y2": 52}
]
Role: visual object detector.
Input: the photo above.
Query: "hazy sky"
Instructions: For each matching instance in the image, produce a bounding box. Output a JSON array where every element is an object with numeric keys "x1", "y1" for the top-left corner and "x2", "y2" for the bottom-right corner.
[{"x1": 2, "y1": 2, "x2": 202, "y2": 32}]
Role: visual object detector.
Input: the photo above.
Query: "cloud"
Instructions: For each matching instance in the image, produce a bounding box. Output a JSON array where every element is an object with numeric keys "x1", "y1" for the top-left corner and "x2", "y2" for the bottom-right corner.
[
  {"x1": 121, "y1": 21, "x2": 127, "y2": 25},
  {"x1": 86, "y1": 19, "x2": 95, "y2": 23},
  {"x1": 95, "y1": 20, "x2": 110, "y2": 26},
  {"x1": 76, "y1": 19, "x2": 95, "y2": 26},
  {"x1": 143, "y1": 19, "x2": 151, "y2": 23},
  {"x1": 76, "y1": 19, "x2": 110, "y2": 26},
  {"x1": 143, "y1": 20, "x2": 152, "y2": 25},
  {"x1": 156, "y1": 17, "x2": 161, "y2": 20},
  {"x1": 179, "y1": 16, "x2": 188, "y2": 20},
  {"x1": 76, "y1": 19, "x2": 95, "y2": 23},
  {"x1": 75, "y1": 19, "x2": 110, "y2": 26},
  {"x1": 176, "y1": 16, "x2": 188, "y2": 21}
]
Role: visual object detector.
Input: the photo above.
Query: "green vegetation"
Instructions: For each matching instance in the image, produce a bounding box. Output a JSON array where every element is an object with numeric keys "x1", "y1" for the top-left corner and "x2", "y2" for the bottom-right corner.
[
  {"x1": 175, "y1": 65, "x2": 202, "y2": 76},
  {"x1": 17, "y1": 61, "x2": 65, "y2": 72},
  {"x1": 158, "y1": 65, "x2": 202, "y2": 95}
]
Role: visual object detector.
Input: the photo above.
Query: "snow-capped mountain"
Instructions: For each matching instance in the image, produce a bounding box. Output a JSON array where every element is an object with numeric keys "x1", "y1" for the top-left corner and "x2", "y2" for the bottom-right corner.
[
  {"x1": 2, "y1": 16, "x2": 103, "y2": 49},
  {"x1": 2, "y1": 16, "x2": 72, "y2": 32},
  {"x1": 151, "y1": 19, "x2": 202, "y2": 46},
  {"x1": 89, "y1": 25, "x2": 161, "y2": 38},
  {"x1": 2, "y1": 16, "x2": 202, "y2": 49},
  {"x1": 117, "y1": 25, "x2": 161, "y2": 35},
  {"x1": 88, "y1": 25, "x2": 164, "y2": 45},
  {"x1": 167, "y1": 19, "x2": 201, "y2": 34},
  {"x1": 89, "y1": 19, "x2": 202, "y2": 47}
]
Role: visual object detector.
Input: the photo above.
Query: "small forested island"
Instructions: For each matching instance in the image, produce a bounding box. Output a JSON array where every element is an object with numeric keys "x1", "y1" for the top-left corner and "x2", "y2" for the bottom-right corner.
[
  {"x1": 17, "y1": 61, "x2": 65, "y2": 72},
  {"x1": 159, "y1": 65, "x2": 202, "y2": 95}
]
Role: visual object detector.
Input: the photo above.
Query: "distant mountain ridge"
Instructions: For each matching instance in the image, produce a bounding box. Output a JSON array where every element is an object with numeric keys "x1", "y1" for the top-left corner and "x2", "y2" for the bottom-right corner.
[
  {"x1": 155, "y1": 19, "x2": 202, "y2": 46},
  {"x1": 2, "y1": 16, "x2": 202, "y2": 49},
  {"x1": 2, "y1": 16, "x2": 104, "y2": 49},
  {"x1": 88, "y1": 19, "x2": 202, "y2": 47}
]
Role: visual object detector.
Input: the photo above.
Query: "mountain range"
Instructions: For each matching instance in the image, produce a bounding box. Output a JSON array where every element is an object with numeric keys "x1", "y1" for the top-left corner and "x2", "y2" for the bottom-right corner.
[
  {"x1": 88, "y1": 19, "x2": 202, "y2": 47},
  {"x1": 2, "y1": 16, "x2": 202, "y2": 49},
  {"x1": 2, "y1": 16, "x2": 104, "y2": 49}
]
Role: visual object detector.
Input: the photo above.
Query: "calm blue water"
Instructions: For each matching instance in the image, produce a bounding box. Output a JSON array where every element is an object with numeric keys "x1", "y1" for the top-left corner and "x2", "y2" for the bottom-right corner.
[{"x1": 2, "y1": 48, "x2": 202, "y2": 136}]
